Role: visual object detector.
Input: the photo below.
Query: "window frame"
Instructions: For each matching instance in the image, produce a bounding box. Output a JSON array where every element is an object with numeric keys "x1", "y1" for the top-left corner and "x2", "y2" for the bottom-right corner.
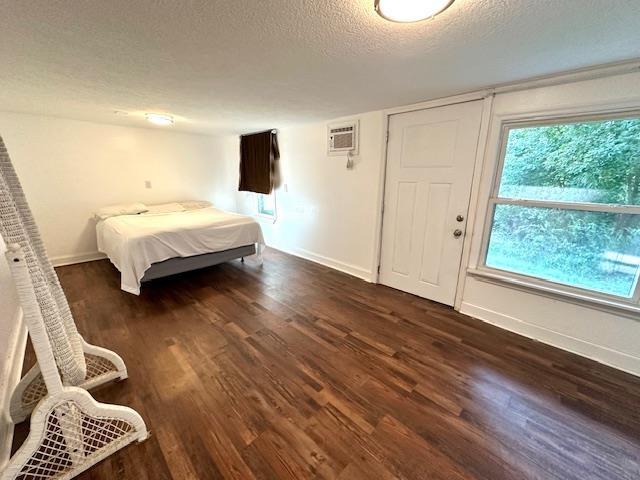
[
  {"x1": 256, "y1": 192, "x2": 276, "y2": 219},
  {"x1": 475, "y1": 111, "x2": 640, "y2": 312}
]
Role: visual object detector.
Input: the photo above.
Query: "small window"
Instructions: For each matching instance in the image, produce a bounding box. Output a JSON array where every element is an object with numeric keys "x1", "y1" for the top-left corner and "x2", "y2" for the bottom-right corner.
[
  {"x1": 482, "y1": 115, "x2": 640, "y2": 303},
  {"x1": 257, "y1": 193, "x2": 275, "y2": 218}
]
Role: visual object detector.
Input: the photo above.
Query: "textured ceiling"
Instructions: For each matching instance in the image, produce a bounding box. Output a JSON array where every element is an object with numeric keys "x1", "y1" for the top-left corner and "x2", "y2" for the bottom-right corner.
[{"x1": 1, "y1": 0, "x2": 640, "y2": 135}]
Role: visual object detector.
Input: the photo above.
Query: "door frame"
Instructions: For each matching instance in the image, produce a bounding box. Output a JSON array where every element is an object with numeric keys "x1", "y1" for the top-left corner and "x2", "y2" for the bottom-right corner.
[{"x1": 371, "y1": 91, "x2": 495, "y2": 310}]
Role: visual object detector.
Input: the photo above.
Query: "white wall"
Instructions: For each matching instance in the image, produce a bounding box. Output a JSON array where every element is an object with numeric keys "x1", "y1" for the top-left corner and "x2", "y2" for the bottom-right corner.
[
  {"x1": 0, "y1": 237, "x2": 25, "y2": 468},
  {"x1": 461, "y1": 71, "x2": 640, "y2": 376},
  {"x1": 0, "y1": 112, "x2": 238, "y2": 265},
  {"x1": 234, "y1": 111, "x2": 385, "y2": 280},
  {"x1": 0, "y1": 239, "x2": 19, "y2": 372}
]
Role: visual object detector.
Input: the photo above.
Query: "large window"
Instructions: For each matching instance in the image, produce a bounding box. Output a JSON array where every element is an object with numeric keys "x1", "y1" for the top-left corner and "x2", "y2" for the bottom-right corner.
[{"x1": 482, "y1": 115, "x2": 640, "y2": 304}]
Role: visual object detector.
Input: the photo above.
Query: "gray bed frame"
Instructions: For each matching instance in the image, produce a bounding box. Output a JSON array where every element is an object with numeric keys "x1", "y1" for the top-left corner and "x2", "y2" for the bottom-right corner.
[{"x1": 140, "y1": 244, "x2": 256, "y2": 283}]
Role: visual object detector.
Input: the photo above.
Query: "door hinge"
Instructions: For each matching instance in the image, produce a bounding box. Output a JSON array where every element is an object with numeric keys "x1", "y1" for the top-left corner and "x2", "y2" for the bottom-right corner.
[
  {"x1": 385, "y1": 131, "x2": 389, "y2": 144},
  {"x1": 377, "y1": 265, "x2": 381, "y2": 274}
]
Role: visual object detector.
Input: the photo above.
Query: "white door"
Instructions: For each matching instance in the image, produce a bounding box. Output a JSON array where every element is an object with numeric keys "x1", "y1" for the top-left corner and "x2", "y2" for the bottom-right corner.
[{"x1": 379, "y1": 100, "x2": 483, "y2": 306}]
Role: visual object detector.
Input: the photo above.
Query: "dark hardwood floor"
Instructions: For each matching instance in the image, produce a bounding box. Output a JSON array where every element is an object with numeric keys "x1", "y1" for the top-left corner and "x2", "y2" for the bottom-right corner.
[{"x1": 12, "y1": 249, "x2": 640, "y2": 479}]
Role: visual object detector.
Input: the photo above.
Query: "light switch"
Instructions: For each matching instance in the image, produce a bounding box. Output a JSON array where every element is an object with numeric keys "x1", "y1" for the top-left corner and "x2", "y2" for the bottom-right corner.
[{"x1": 145, "y1": 180, "x2": 152, "y2": 189}]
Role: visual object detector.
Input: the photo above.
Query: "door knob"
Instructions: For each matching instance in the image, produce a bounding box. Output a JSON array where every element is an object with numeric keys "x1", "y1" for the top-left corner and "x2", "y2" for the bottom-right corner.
[
  {"x1": 456, "y1": 215, "x2": 464, "y2": 222},
  {"x1": 453, "y1": 229, "x2": 463, "y2": 238}
]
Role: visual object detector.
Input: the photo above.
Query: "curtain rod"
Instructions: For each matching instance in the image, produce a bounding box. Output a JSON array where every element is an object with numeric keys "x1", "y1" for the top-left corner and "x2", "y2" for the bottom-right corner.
[{"x1": 240, "y1": 129, "x2": 277, "y2": 137}]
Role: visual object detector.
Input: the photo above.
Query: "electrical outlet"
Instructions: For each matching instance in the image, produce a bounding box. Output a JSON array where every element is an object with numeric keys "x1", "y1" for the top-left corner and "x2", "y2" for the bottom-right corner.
[{"x1": 145, "y1": 180, "x2": 152, "y2": 189}]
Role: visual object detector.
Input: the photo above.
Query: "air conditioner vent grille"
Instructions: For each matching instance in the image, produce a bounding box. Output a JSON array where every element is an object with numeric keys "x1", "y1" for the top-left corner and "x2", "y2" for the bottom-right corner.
[
  {"x1": 333, "y1": 133, "x2": 354, "y2": 149},
  {"x1": 328, "y1": 120, "x2": 359, "y2": 155}
]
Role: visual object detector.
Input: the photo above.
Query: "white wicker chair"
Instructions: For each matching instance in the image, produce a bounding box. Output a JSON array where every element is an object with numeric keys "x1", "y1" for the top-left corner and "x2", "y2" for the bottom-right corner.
[{"x1": 0, "y1": 136, "x2": 148, "y2": 480}]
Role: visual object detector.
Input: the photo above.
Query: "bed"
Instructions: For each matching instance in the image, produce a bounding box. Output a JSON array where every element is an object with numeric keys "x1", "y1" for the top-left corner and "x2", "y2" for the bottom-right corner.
[{"x1": 96, "y1": 204, "x2": 264, "y2": 295}]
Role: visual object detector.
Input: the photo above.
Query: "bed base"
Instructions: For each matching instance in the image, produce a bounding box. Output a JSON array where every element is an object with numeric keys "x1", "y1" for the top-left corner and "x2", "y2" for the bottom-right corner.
[{"x1": 141, "y1": 244, "x2": 257, "y2": 282}]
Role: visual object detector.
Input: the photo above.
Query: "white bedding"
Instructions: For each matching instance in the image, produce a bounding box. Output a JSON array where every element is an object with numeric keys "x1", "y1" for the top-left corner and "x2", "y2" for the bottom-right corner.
[{"x1": 97, "y1": 207, "x2": 264, "y2": 295}]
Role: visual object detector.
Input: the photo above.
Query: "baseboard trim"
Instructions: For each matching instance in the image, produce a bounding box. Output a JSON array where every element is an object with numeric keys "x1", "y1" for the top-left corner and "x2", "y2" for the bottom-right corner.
[
  {"x1": 269, "y1": 245, "x2": 374, "y2": 282},
  {"x1": 51, "y1": 251, "x2": 106, "y2": 267},
  {"x1": 460, "y1": 302, "x2": 640, "y2": 378},
  {"x1": 51, "y1": 247, "x2": 375, "y2": 282},
  {"x1": 0, "y1": 308, "x2": 27, "y2": 470}
]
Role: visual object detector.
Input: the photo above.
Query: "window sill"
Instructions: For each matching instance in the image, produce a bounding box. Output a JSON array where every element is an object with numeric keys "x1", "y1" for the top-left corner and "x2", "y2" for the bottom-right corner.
[
  {"x1": 467, "y1": 267, "x2": 640, "y2": 320},
  {"x1": 256, "y1": 213, "x2": 275, "y2": 222}
]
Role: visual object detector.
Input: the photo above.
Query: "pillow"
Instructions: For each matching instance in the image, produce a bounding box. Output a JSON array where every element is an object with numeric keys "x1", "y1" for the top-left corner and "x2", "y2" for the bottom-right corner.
[
  {"x1": 95, "y1": 203, "x2": 148, "y2": 221},
  {"x1": 179, "y1": 200, "x2": 213, "y2": 211},
  {"x1": 144, "y1": 202, "x2": 187, "y2": 214}
]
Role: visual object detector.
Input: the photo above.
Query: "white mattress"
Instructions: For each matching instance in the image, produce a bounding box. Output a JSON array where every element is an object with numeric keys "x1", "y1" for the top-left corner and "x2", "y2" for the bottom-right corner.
[{"x1": 97, "y1": 207, "x2": 264, "y2": 295}]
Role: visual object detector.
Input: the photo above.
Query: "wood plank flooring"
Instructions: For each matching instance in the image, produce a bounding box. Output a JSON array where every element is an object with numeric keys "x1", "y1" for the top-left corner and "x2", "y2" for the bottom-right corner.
[{"x1": 12, "y1": 248, "x2": 640, "y2": 479}]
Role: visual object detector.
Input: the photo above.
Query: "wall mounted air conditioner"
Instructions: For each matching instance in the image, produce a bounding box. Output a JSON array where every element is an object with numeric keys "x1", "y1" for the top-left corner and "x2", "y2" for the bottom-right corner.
[{"x1": 328, "y1": 120, "x2": 359, "y2": 156}]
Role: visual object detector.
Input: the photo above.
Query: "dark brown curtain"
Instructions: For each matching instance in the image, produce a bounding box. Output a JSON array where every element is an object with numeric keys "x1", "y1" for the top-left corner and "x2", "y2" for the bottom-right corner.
[{"x1": 238, "y1": 130, "x2": 279, "y2": 194}]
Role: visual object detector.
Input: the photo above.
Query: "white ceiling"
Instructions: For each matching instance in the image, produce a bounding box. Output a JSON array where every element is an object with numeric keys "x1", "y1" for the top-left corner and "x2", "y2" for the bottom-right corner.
[{"x1": 1, "y1": 0, "x2": 639, "y2": 135}]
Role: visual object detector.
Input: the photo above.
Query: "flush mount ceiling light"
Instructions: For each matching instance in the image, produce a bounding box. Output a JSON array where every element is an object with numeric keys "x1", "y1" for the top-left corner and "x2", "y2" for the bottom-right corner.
[
  {"x1": 145, "y1": 113, "x2": 174, "y2": 126},
  {"x1": 375, "y1": 0, "x2": 454, "y2": 22}
]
